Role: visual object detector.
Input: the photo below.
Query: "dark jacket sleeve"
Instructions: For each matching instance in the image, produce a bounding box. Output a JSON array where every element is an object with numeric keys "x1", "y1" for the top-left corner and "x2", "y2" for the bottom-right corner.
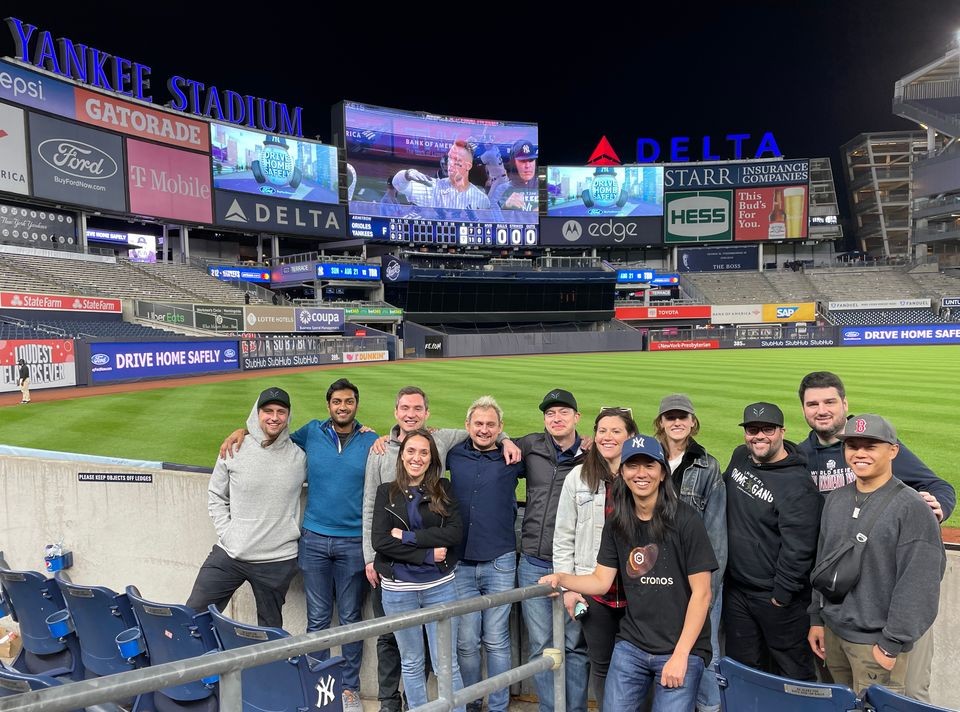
[
  {"x1": 372, "y1": 485, "x2": 428, "y2": 565},
  {"x1": 892, "y1": 441, "x2": 955, "y2": 521},
  {"x1": 773, "y1": 475, "x2": 823, "y2": 604},
  {"x1": 410, "y1": 481, "x2": 463, "y2": 549}
]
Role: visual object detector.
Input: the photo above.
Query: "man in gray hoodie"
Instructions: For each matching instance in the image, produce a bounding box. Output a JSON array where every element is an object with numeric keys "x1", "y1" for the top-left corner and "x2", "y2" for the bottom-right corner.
[{"x1": 187, "y1": 387, "x2": 307, "y2": 628}]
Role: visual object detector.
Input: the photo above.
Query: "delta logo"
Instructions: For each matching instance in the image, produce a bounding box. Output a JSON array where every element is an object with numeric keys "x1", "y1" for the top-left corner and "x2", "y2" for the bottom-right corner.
[{"x1": 776, "y1": 306, "x2": 799, "y2": 319}]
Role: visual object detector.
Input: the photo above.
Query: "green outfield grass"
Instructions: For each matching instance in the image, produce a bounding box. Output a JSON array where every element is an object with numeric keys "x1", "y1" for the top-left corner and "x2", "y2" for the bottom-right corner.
[{"x1": 3, "y1": 346, "x2": 957, "y2": 524}]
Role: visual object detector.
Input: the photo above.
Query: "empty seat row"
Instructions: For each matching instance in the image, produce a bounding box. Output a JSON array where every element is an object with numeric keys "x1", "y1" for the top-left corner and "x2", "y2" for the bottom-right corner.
[{"x1": 0, "y1": 554, "x2": 344, "y2": 712}]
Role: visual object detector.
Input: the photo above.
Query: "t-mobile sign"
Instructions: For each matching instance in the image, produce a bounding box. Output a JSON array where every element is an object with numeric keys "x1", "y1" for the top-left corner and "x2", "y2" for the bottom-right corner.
[{"x1": 127, "y1": 139, "x2": 212, "y2": 223}]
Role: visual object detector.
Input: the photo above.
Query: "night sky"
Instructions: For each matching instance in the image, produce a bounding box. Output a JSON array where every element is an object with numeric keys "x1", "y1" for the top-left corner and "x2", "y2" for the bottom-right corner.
[{"x1": 3, "y1": 2, "x2": 958, "y2": 178}]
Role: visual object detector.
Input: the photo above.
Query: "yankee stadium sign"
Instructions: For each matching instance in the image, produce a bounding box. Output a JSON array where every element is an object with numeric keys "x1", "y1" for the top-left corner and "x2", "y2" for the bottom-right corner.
[{"x1": 5, "y1": 17, "x2": 304, "y2": 136}]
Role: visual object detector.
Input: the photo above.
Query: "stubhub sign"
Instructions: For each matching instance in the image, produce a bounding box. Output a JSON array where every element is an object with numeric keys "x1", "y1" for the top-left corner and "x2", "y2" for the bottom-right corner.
[{"x1": 841, "y1": 325, "x2": 960, "y2": 346}]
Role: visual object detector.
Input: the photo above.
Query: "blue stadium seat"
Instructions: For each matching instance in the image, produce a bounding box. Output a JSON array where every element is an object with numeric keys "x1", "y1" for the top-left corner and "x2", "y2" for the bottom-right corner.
[
  {"x1": 716, "y1": 657, "x2": 859, "y2": 712},
  {"x1": 0, "y1": 562, "x2": 84, "y2": 681},
  {"x1": 125, "y1": 586, "x2": 219, "y2": 711},
  {"x1": 208, "y1": 605, "x2": 345, "y2": 712},
  {"x1": 862, "y1": 684, "x2": 953, "y2": 711},
  {"x1": 0, "y1": 663, "x2": 124, "y2": 712},
  {"x1": 54, "y1": 572, "x2": 142, "y2": 677}
]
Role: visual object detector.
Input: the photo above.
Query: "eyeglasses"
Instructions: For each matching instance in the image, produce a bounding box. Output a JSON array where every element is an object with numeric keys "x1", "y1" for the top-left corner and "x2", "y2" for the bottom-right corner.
[
  {"x1": 600, "y1": 406, "x2": 633, "y2": 417},
  {"x1": 744, "y1": 425, "x2": 779, "y2": 436}
]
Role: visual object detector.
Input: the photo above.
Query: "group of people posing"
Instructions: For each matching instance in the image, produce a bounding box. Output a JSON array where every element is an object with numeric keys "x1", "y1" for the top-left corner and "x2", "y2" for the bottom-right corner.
[{"x1": 185, "y1": 371, "x2": 953, "y2": 712}]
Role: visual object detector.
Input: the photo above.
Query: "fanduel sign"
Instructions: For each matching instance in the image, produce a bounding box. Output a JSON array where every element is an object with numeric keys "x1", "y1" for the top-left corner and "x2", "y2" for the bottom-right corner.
[{"x1": 5, "y1": 17, "x2": 303, "y2": 136}]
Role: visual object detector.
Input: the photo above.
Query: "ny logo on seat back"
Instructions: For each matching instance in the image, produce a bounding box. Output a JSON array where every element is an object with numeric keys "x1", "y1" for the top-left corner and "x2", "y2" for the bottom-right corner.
[{"x1": 315, "y1": 674, "x2": 336, "y2": 707}]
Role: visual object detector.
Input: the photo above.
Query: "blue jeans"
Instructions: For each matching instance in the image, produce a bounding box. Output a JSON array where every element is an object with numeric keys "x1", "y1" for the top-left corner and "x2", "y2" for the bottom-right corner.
[
  {"x1": 382, "y1": 579, "x2": 465, "y2": 712},
  {"x1": 298, "y1": 530, "x2": 366, "y2": 692},
  {"x1": 455, "y1": 552, "x2": 516, "y2": 712},
  {"x1": 696, "y1": 588, "x2": 722, "y2": 712},
  {"x1": 604, "y1": 639, "x2": 704, "y2": 712},
  {"x1": 518, "y1": 556, "x2": 590, "y2": 712}
]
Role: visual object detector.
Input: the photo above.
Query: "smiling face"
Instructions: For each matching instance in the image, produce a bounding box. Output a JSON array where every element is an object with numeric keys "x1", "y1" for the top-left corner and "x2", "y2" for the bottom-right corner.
[
  {"x1": 844, "y1": 437, "x2": 899, "y2": 486},
  {"x1": 743, "y1": 423, "x2": 786, "y2": 464},
  {"x1": 621, "y1": 455, "x2": 666, "y2": 505},
  {"x1": 467, "y1": 406, "x2": 502, "y2": 451},
  {"x1": 395, "y1": 393, "x2": 429, "y2": 435},
  {"x1": 595, "y1": 415, "x2": 633, "y2": 465},
  {"x1": 659, "y1": 410, "x2": 693, "y2": 446},
  {"x1": 401, "y1": 434, "x2": 432, "y2": 485},
  {"x1": 258, "y1": 404, "x2": 289, "y2": 440},
  {"x1": 327, "y1": 388, "x2": 358, "y2": 429},
  {"x1": 543, "y1": 405, "x2": 580, "y2": 442},
  {"x1": 447, "y1": 143, "x2": 473, "y2": 189},
  {"x1": 802, "y1": 386, "x2": 848, "y2": 442}
]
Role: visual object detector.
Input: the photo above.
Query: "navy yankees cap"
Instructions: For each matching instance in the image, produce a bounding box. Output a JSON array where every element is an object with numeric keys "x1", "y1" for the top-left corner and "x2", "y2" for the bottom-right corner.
[
  {"x1": 511, "y1": 140, "x2": 538, "y2": 161},
  {"x1": 620, "y1": 434, "x2": 670, "y2": 473}
]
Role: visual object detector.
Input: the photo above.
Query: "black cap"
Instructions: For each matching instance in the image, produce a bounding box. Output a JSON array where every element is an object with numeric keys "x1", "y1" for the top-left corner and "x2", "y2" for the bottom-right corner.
[
  {"x1": 539, "y1": 388, "x2": 578, "y2": 412},
  {"x1": 257, "y1": 387, "x2": 290, "y2": 410},
  {"x1": 739, "y1": 402, "x2": 784, "y2": 427}
]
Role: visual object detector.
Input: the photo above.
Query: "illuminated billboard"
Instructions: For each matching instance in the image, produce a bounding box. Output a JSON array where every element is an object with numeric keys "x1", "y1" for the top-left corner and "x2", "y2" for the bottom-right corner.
[
  {"x1": 338, "y1": 101, "x2": 538, "y2": 245},
  {"x1": 211, "y1": 123, "x2": 338, "y2": 204},
  {"x1": 547, "y1": 166, "x2": 663, "y2": 217}
]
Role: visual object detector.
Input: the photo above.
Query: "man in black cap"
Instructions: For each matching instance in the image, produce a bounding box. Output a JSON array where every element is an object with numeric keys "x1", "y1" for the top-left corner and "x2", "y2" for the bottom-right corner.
[
  {"x1": 808, "y1": 415, "x2": 945, "y2": 697},
  {"x1": 17, "y1": 358, "x2": 30, "y2": 404},
  {"x1": 722, "y1": 402, "x2": 822, "y2": 681},
  {"x1": 490, "y1": 139, "x2": 538, "y2": 211},
  {"x1": 515, "y1": 388, "x2": 590, "y2": 712},
  {"x1": 187, "y1": 387, "x2": 306, "y2": 628}
]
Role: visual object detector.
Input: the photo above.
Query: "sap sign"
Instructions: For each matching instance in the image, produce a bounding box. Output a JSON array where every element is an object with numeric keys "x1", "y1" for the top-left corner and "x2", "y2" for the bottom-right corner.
[
  {"x1": 664, "y1": 191, "x2": 733, "y2": 243},
  {"x1": 89, "y1": 340, "x2": 240, "y2": 382},
  {"x1": 841, "y1": 325, "x2": 960, "y2": 346},
  {"x1": 777, "y1": 307, "x2": 798, "y2": 318}
]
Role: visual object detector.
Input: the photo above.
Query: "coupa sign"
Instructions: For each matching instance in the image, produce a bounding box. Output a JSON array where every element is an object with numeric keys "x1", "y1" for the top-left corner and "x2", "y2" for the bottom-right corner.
[
  {"x1": 294, "y1": 308, "x2": 344, "y2": 333},
  {"x1": 663, "y1": 191, "x2": 733, "y2": 243}
]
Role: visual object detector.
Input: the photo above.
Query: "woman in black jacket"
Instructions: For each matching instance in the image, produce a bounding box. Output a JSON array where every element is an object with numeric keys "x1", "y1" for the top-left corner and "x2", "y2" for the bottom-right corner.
[{"x1": 372, "y1": 428, "x2": 465, "y2": 712}]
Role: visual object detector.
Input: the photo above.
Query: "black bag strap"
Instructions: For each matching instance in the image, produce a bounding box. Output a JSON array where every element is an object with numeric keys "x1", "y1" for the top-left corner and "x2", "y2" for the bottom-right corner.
[{"x1": 853, "y1": 480, "x2": 906, "y2": 543}]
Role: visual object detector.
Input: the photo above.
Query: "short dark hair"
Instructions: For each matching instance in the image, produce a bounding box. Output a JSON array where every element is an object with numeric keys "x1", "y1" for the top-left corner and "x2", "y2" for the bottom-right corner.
[
  {"x1": 327, "y1": 378, "x2": 359, "y2": 403},
  {"x1": 798, "y1": 371, "x2": 846, "y2": 403},
  {"x1": 396, "y1": 386, "x2": 428, "y2": 410}
]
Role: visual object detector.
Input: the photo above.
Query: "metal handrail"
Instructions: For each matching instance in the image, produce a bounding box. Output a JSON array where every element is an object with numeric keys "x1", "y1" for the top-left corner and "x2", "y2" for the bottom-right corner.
[{"x1": 0, "y1": 584, "x2": 564, "y2": 712}]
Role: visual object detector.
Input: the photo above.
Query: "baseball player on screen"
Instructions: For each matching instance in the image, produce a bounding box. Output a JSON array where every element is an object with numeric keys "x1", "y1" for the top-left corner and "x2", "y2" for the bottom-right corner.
[{"x1": 392, "y1": 139, "x2": 490, "y2": 210}]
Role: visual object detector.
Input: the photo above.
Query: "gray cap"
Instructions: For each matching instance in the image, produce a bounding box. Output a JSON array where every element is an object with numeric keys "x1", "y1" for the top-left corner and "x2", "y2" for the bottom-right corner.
[
  {"x1": 836, "y1": 414, "x2": 897, "y2": 445},
  {"x1": 658, "y1": 394, "x2": 695, "y2": 417},
  {"x1": 739, "y1": 402, "x2": 784, "y2": 427}
]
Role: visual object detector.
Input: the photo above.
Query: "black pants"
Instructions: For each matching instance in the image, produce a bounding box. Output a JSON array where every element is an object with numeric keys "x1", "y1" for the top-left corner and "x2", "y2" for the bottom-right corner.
[
  {"x1": 371, "y1": 583, "x2": 404, "y2": 712},
  {"x1": 579, "y1": 600, "x2": 625, "y2": 711},
  {"x1": 722, "y1": 584, "x2": 815, "y2": 681},
  {"x1": 186, "y1": 545, "x2": 298, "y2": 629}
]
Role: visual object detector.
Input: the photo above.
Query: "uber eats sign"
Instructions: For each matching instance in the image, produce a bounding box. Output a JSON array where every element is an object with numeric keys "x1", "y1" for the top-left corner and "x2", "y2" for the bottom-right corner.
[{"x1": 664, "y1": 191, "x2": 733, "y2": 243}]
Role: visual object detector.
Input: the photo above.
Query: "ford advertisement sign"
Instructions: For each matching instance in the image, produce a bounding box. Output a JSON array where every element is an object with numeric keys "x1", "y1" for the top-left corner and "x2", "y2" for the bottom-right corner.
[
  {"x1": 89, "y1": 340, "x2": 240, "y2": 382},
  {"x1": 294, "y1": 308, "x2": 344, "y2": 333}
]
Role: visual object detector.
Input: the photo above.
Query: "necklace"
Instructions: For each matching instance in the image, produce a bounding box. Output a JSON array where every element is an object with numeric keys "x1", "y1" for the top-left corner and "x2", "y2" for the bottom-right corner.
[{"x1": 852, "y1": 490, "x2": 874, "y2": 519}]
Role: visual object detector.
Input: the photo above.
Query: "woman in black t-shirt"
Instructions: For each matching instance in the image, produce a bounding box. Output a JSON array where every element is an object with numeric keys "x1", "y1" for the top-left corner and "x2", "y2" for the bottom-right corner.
[{"x1": 541, "y1": 434, "x2": 717, "y2": 712}]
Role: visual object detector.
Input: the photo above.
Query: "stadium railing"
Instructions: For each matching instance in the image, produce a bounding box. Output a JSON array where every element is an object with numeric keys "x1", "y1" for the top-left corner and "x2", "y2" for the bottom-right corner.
[{"x1": 0, "y1": 585, "x2": 566, "y2": 712}]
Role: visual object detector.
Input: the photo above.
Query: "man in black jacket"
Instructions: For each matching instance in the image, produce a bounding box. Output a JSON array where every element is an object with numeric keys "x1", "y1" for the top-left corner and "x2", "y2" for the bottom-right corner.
[{"x1": 723, "y1": 402, "x2": 822, "y2": 681}]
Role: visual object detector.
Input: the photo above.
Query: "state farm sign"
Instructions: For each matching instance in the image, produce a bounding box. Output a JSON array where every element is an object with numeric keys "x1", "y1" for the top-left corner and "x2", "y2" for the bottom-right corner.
[{"x1": 0, "y1": 291, "x2": 122, "y2": 312}]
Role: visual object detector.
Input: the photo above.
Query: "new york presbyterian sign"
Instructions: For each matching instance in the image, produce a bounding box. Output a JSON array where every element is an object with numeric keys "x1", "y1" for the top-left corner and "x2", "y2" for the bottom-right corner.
[{"x1": 4, "y1": 17, "x2": 304, "y2": 136}]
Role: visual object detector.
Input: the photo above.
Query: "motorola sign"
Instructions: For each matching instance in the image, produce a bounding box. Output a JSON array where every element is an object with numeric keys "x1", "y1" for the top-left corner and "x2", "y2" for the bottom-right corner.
[
  {"x1": 540, "y1": 217, "x2": 663, "y2": 246},
  {"x1": 213, "y1": 190, "x2": 346, "y2": 238}
]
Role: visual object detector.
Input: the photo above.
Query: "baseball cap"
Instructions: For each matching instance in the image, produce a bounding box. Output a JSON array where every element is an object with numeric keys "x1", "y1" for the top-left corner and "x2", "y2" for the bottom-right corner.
[
  {"x1": 511, "y1": 140, "x2": 538, "y2": 161},
  {"x1": 739, "y1": 402, "x2": 784, "y2": 427},
  {"x1": 257, "y1": 387, "x2": 291, "y2": 410},
  {"x1": 836, "y1": 414, "x2": 898, "y2": 445},
  {"x1": 620, "y1": 434, "x2": 669, "y2": 473},
  {"x1": 658, "y1": 394, "x2": 695, "y2": 417},
  {"x1": 539, "y1": 388, "x2": 578, "y2": 412}
]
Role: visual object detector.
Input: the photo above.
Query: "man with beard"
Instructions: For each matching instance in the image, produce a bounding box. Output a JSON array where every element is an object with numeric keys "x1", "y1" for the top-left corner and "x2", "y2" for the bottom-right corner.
[
  {"x1": 723, "y1": 402, "x2": 822, "y2": 682},
  {"x1": 796, "y1": 371, "x2": 953, "y2": 700},
  {"x1": 392, "y1": 139, "x2": 490, "y2": 210}
]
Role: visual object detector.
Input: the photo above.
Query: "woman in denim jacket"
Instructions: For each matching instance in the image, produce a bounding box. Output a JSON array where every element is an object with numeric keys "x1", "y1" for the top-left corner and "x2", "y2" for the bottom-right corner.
[
  {"x1": 654, "y1": 394, "x2": 727, "y2": 712},
  {"x1": 553, "y1": 407, "x2": 638, "y2": 710}
]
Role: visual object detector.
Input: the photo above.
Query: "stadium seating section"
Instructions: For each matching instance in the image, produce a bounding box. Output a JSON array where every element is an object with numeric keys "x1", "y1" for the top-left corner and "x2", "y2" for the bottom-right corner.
[{"x1": 829, "y1": 308, "x2": 942, "y2": 325}]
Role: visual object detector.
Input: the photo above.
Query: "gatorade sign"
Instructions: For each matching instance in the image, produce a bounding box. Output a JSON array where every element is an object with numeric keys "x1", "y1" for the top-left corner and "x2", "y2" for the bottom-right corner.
[{"x1": 664, "y1": 191, "x2": 733, "y2": 243}]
